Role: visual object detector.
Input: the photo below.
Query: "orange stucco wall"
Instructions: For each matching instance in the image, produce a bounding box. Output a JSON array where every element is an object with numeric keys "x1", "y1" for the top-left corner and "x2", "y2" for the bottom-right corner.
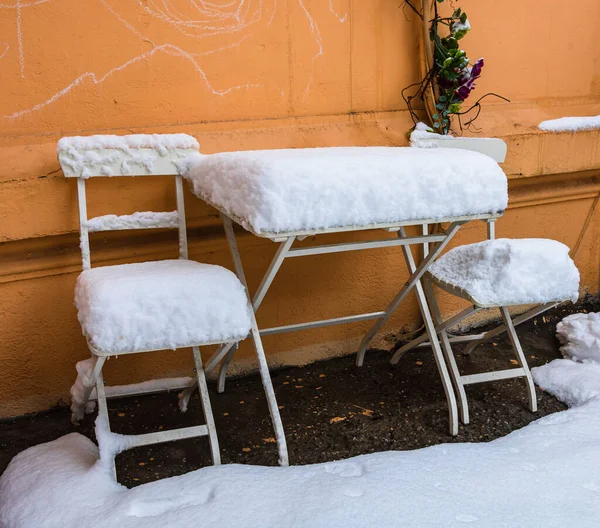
[{"x1": 0, "y1": 1, "x2": 598, "y2": 417}]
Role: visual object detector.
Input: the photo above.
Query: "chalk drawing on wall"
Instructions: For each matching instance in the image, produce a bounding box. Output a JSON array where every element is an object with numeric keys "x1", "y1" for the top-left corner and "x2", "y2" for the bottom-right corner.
[{"x1": 1, "y1": 0, "x2": 349, "y2": 121}]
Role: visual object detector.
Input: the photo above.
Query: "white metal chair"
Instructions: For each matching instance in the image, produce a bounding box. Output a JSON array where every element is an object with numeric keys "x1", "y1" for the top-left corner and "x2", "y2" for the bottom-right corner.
[
  {"x1": 58, "y1": 134, "x2": 289, "y2": 478},
  {"x1": 391, "y1": 225, "x2": 580, "y2": 425}
]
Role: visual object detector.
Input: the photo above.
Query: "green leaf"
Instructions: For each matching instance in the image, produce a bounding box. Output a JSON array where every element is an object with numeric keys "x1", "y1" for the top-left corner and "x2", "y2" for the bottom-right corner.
[{"x1": 432, "y1": 113, "x2": 439, "y2": 119}]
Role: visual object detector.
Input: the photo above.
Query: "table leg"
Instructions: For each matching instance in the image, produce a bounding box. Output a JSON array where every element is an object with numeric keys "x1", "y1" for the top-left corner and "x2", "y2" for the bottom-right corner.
[
  {"x1": 355, "y1": 221, "x2": 463, "y2": 367},
  {"x1": 221, "y1": 214, "x2": 289, "y2": 465},
  {"x1": 398, "y1": 227, "x2": 459, "y2": 436}
]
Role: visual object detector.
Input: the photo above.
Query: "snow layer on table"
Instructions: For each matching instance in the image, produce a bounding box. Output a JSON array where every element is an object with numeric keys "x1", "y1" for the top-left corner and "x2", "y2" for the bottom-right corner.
[
  {"x1": 4, "y1": 359, "x2": 600, "y2": 528},
  {"x1": 556, "y1": 312, "x2": 600, "y2": 363},
  {"x1": 57, "y1": 134, "x2": 199, "y2": 154},
  {"x1": 538, "y1": 115, "x2": 600, "y2": 132},
  {"x1": 181, "y1": 147, "x2": 508, "y2": 235},
  {"x1": 75, "y1": 260, "x2": 251, "y2": 354},
  {"x1": 429, "y1": 238, "x2": 579, "y2": 307},
  {"x1": 84, "y1": 211, "x2": 179, "y2": 232}
]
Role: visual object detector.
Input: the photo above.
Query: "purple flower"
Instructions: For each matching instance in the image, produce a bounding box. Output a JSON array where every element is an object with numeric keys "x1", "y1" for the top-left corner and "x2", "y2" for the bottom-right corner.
[
  {"x1": 456, "y1": 58, "x2": 484, "y2": 101},
  {"x1": 471, "y1": 58, "x2": 484, "y2": 79}
]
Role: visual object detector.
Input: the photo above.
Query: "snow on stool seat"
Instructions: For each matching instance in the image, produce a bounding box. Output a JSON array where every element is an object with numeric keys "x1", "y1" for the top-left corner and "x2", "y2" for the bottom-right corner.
[
  {"x1": 395, "y1": 237, "x2": 580, "y2": 427},
  {"x1": 428, "y1": 238, "x2": 580, "y2": 308},
  {"x1": 181, "y1": 147, "x2": 508, "y2": 236},
  {"x1": 75, "y1": 259, "x2": 252, "y2": 355}
]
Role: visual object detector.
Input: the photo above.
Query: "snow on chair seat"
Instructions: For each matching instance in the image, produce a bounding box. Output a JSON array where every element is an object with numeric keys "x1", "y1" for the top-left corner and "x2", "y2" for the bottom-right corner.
[
  {"x1": 393, "y1": 237, "x2": 580, "y2": 427},
  {"x1": 76, "y1": 260, "x2": 252, "y2": 355},
  {"x1": 181, "y1": 147, "x2": 508, "y2": 236},
  {"x1": 428, "y1": 238, "x2": 580, "y2": 308}
]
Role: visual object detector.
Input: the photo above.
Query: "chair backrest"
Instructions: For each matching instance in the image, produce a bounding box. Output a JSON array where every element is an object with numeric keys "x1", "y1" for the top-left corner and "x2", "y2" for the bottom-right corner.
[{"x1": 57, "y1": 134, "x2": 199, "y2": 270}]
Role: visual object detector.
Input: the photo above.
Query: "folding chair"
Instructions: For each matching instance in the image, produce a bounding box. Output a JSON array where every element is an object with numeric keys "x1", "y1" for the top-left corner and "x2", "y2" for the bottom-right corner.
[
  {"x1": 391, "y1": 224, "x2": 580, "y2": 425},
  {"x1": 58, "y1": 134, "x2": 288, "y2": 478}
]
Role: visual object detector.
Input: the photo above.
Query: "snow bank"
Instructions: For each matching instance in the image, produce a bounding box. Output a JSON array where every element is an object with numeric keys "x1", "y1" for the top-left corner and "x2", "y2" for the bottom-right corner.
[
  {"x1": 532, "y1": 359, "x2": 600, "y2": 408},
  {"x1": 57, "y1": 134, "x2": 199, "y2": 154},
  {"x1": 75, "y1": 260, "x2": 251, "y2": 354},
  {"x1": 3, "y1": 360, "x2": 600, "y2": 527},
  {"x1": 182, "y1": 147, "x2": 508, "y2": 235},
  {"x1": 556, "y1": 312, "x2": 600, "y2": 363},
  {"x1": 538, "y1": 115, "x2": 600, "y2": 132},
  {"x1": 84, "y1": 211, "x2": 179, "y2": 232},
  {"x1": 428, "y1": 238, "x2": 580, "y2": 307}
]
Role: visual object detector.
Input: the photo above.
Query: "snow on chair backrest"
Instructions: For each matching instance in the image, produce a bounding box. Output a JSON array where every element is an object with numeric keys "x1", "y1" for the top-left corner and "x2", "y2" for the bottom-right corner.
[{"x1": 57, "y1": 134, "x2": 200, "y2": 270}]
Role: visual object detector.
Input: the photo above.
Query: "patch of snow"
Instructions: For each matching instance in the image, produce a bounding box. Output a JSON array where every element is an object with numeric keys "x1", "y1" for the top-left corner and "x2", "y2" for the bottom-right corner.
[
  {"x1": 533, "y1": 359, "x2": 600, "y2": 408},
  {"x1": 75, "y1": 260, "x2": 251, "y2": 354},
  {"x1": 538, "y1": 115, "x2": 600, "y2": 132},
  {"x1": 409, "y1": 122, "x2": 507, "y2": 162},
  {"x1": 182, "y1": 147, "x2": 508, "y2": 235},
  {"x1": 70, "y1": 358, "x2": 194, "y2": 424},
  {"x1": 429, "y1": 238, "x2": 579, "y2": 307},
  {"x1": 409, "y1": 122, "x2": 498, "y2": 148},
  {"x1": 556, "y1": 312, "x2": 600, "y2": 363},
  {"x1": 84, "y1": 211, "x2": 179, "y2": 232},
  {"x1": 451, "y1": 18, "x2": 471, "y2": 33},
  {"x1": 3, "y1": 359, "x2": 600, "y2": 527},
  {"x1": 70, "y1": 358, "x2": 97, "y2": 423},
  {"x1": 57, "y1": 134, "x2": 199, "y2": 155}
]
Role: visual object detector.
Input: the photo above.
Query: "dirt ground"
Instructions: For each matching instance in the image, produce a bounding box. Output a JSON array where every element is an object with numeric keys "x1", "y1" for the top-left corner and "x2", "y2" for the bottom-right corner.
[{"x1": 1, "y1": 297, "x2": 598, "y2": 488}]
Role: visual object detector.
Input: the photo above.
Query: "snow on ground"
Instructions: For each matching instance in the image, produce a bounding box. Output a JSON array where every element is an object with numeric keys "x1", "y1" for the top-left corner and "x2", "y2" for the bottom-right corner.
[
  {"x1": 556, "y1": 312, "x2": 600, "y2": 363},
  {"x1": 2, "y1": 359, "x2": 600, "y2": 528},
  {"x1": 181, "y1": 146, "x2": 507, "y2": 235},
  {"x1": 538, "y1": 115, "x2": 600, "y2": 132},
  {"x1": 428, "y1": 238, "x2": 580, "y2": 306}
]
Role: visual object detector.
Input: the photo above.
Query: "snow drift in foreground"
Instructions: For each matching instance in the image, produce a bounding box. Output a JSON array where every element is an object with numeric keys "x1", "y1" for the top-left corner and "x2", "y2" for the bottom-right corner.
[
  {"x1": 556, "y1": 312, "x2": 600, "y2": 363},
  {"x1": 2, "y1": 359, "x2": 600, "y2": 527},
  {"x1": 538, "y1": 115, "x2": 600, "y2": 132}
]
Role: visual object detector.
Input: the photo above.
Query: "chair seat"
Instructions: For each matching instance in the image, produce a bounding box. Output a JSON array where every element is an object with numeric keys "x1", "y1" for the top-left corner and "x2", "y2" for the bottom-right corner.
[
  {"x1": 75, "y1": 260, "x2": 252, "y2": 354},
  {"x1": 428, "y1": 238, "x2": 580, "y2": 307}
]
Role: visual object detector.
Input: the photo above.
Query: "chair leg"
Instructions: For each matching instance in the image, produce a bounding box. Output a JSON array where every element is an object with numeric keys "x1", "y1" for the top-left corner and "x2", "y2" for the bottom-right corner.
[
  {"x1": 423, "y1": 279, "x2": 470, "y2": 425},
  {"x1": 500, "y1": 307, "x2": 538, "y2": 413},
  {"x1": 95, "y1": 367, "x2": 117, "y2": 479},
  {"x1": 192, "y1": 346, "x2": 221, "y2": 465},
  {"x1": 217, "y1": 343, "x2": 238, "y2": 394}
]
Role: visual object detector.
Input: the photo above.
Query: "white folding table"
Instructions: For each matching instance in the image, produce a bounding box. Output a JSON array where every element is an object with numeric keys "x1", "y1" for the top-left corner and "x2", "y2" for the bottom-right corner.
[{"x1": 180, "y1": 146, "x2": 508, "y2": 436}]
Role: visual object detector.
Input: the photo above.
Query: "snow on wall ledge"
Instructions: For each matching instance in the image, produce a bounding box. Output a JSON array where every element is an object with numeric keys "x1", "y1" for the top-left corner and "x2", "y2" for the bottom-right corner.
[
  {"x1": 538, "y1": 115, "x2": 600, "y2": 132},
  {"x1": 2, "y1": 358, "x2": 600, "y2": 528}
]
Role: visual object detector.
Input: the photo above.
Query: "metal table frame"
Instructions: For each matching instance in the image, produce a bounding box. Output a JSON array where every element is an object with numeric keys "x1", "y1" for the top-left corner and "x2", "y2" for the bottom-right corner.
[{"x1": 181, "y1": 201, "x2": 501, "y2": 436}]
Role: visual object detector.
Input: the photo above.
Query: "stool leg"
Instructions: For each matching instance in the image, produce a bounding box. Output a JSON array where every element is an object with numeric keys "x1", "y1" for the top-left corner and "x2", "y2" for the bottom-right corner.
[
  {"x1": 424, "y1": 279, "x2": 470, "y2": 425},
  {"x1": 500, "y1": 307, "x2": 537, "y2": 413},
  {"x1": 192, "y1": 346, "x2": 221, "y2": 465}
]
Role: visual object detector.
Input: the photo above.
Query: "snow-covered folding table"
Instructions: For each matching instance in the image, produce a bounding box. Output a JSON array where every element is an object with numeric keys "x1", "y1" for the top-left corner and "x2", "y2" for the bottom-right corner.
[{"x1": 181, "y1": 146, "x2": 509, "y2": 435}]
